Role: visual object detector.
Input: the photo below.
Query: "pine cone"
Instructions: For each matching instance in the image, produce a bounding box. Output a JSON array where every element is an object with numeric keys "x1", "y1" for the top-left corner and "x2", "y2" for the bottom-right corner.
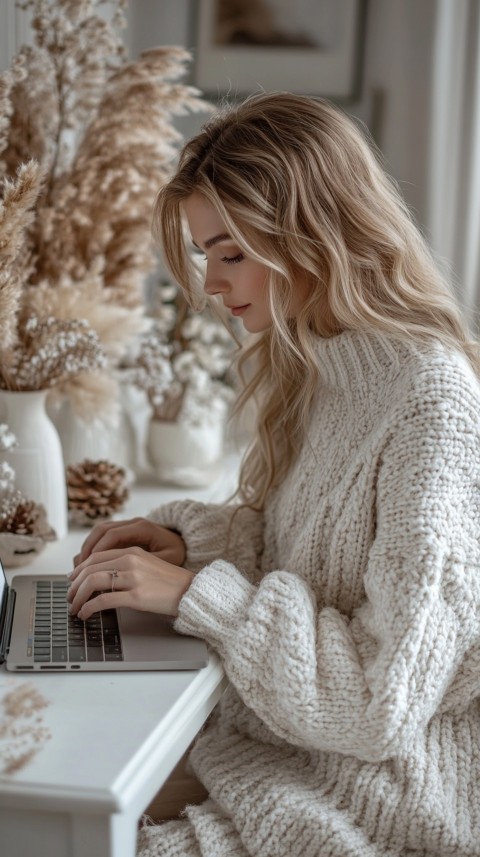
[
  {"x1": 0, "y1": 493, "x2": 56, "y2": 539},
  {"x1": 67, "y1": 459, "x2": 129, "y2": 527}
]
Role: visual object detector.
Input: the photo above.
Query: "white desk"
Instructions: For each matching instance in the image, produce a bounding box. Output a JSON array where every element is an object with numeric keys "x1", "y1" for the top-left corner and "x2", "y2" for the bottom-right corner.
[{"x1": 0, "y1": 461, "x2": 236, "y2": 857}]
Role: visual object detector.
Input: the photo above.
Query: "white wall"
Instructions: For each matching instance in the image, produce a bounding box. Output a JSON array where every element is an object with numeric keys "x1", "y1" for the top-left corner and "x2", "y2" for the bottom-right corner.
[
  {"x1": 359, "y1": 0, "x2": 437, "y2": 230},
  {"x1": 0, "y1": 1, "x2": 31, "y2": 71},
  {"x1": 124, "y1": 0, "x2": 438, "y2": 232},
  {"x1": 126, "y1": 0, "x2": 192, "y2": 55}
]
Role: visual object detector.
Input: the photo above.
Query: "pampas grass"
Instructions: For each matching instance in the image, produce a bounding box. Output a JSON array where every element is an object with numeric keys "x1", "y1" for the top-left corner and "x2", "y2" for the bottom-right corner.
[
  {"x1": 0, "y1": 161, "x2": 43, "y2": 348},
  {"x1": 0, "y1": 0, "x2": 208, "y2": 419}
]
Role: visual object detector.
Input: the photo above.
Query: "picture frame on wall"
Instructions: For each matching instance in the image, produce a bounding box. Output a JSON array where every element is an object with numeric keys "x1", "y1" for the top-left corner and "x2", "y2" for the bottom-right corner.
[{"x1": 193, "y1": 0, "x2": 364, "y2": 99}]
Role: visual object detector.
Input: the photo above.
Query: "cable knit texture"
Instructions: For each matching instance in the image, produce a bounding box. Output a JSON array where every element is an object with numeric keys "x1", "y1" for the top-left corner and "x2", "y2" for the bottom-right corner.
[{"x1": 138, "y1": 331, "x2": 480, "y2": 857}]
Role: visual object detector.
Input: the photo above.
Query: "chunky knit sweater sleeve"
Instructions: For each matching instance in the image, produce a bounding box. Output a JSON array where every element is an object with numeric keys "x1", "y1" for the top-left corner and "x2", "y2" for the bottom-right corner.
[
  {"x1": 147, "y1": 500, "x2": 264, "y2": 577},
  {"x1": 173, "y1": 359, "x2": 480, "y2": 764}
]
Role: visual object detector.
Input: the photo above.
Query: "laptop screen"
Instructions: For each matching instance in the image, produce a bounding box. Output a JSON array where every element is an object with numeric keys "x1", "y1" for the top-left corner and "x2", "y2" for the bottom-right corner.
[
  {"x1": 0, "y1": 558, "x2": 6, "y2": 615},
  {"x1": 0, "y1": 558, "x2": 6, "y2": 600},
  {"x1": 0, "y1": 559, "x2": 9, "y2": 659}
]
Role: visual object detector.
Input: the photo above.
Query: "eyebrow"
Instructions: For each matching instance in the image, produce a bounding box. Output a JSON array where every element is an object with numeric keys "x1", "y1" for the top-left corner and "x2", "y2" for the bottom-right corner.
[{"x1": 192, "y1": 232, "x2": 232, "y2": 250}]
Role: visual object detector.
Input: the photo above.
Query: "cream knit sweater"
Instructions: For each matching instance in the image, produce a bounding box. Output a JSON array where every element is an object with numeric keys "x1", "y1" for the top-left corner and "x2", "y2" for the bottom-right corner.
[{"x1": 137, "y1": 330, "x2": 480, "y2": 857}]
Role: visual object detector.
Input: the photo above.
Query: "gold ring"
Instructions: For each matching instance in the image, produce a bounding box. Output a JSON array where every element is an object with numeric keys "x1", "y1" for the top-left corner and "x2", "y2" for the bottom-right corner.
[{"x1": 111, "y1": 569, "x2": 119, "y2": 592}]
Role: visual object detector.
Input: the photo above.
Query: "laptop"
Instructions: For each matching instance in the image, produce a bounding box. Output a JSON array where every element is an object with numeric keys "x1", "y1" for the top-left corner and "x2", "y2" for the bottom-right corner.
[{"x1": 0, "y1": 559, "x2": 208, "y2": 672}]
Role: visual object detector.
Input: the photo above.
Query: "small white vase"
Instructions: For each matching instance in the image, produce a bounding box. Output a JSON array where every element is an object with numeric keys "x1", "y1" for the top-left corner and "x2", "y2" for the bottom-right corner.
[
  {"x1": 51, "y1": 398, "x2": 134, "y2": 471},
  {"x1": 147, "y1": 418, "x2": 225, "y2": 487},
  {"x1": 0, "y1": 389, "x2": 68, "y2": 539}
]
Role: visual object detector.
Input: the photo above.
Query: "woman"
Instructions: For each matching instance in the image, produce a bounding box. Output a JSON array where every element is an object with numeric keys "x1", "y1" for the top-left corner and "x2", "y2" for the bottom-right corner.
[{"x1": 68, "y1": 93, "x2": 480, "y2": 857}]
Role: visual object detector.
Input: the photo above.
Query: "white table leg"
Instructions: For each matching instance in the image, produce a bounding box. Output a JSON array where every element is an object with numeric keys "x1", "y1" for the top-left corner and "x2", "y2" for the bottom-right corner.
[
  {"x1": 0, "y1": 807, "x2": 69, "y2": 857},
  {"x1": 71, "y1": 811, "x2": 139, "y2": 857},
  {"x1": 0, "y1": 807, "x2": 139, "y2": 857}
]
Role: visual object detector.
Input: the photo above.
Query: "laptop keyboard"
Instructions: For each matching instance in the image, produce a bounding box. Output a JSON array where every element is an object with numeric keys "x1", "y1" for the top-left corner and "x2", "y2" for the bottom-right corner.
[{"x1": 33, "y1": 580, "x2": 123, "y2": 664}]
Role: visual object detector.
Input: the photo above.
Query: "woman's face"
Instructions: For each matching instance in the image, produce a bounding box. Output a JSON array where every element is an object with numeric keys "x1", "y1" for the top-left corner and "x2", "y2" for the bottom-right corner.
[{"x1": 183, "y1": 193, "x2": 308, "y2": 334}]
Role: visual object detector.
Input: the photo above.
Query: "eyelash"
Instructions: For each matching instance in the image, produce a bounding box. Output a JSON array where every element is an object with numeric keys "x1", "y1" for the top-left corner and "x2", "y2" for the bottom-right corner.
[
  {"x1": 197, "y1": 252, "x2": 244, "y2": 265},
  {"x1": 221, "y1": 253, "x2": 244, "y2": 265}
]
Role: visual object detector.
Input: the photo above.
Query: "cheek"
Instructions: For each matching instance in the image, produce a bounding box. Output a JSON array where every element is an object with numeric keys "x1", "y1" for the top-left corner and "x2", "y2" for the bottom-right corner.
[
  {"x1": 249, "y1": 267, "x2": 270, "y2": 301},
  {"x1": 247, "y1": 299, "x2": 273, "y2": 333}
]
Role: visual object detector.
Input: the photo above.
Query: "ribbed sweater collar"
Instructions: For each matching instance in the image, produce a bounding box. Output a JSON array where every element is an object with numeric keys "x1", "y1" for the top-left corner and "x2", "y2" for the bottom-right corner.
[{"x1": 313, "y1": 329, "x2": 424, "y2": 392}]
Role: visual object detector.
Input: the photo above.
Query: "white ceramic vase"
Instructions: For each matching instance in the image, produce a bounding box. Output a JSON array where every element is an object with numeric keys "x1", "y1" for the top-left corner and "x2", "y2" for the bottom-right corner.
[
  {"x1": 0, "y1": 389, "x2": 68, "y2": 539},
  {"x1": 147, "y1": 417, "x2": 225, "y2": 487},
  {"x1": 51, "y1": 399, "x2": 134, "y2": 470}
]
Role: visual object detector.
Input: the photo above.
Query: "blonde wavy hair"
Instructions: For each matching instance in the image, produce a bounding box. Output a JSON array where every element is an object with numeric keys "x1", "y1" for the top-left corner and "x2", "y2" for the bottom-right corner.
[{"x1": 153, "y1": 92, "x2": 479, "y2": 511}]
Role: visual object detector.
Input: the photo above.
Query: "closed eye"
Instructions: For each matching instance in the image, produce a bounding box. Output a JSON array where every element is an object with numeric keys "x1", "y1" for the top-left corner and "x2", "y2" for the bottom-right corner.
[{"x1": 221, "y1": 253, "x2": 244, "y2": 265}]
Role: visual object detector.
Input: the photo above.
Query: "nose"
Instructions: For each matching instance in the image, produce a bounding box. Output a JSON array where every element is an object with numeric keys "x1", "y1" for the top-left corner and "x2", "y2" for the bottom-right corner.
[{"x1": 203, "y1": 263, "x2": 230, "y2": 297}]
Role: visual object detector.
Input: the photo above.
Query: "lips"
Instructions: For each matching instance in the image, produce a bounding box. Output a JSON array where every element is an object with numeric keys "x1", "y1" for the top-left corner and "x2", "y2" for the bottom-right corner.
[{"x1": 227, "y1": 304, "x2": 250, "y2": 316}]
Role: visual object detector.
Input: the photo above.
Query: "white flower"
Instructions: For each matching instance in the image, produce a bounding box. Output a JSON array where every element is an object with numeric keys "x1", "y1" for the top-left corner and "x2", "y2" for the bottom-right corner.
[
  {"x1": 181, "y1": 315, "x2": 203, "y2": 339},
  {"x1": 154, "y1": 305, "x2": 177, "y2": 334},
  {"x1": 0, "y1": 461, "x2": 15, "y2": 493},
  {"x1": 179, "y1": 385, "x2": 229, "y2": 427},
  {"x1": 188, "y1": 365, "x2": 210, "y2": 392},
  {"x1": 172, "y1": 351, "x2": 196, "y2": 382},
  {"x1": 0, "y1": 425, "x2": 17, "y2": 451},
  {"x1": 126, "y1": 292, "x2": 237, "y2": 423},
  {"x1": 192, "y1": 341, "x2": 231, "y2": 376},
  {"x1": 160, "y1": 283, "x2": 179, "y2": 302}
]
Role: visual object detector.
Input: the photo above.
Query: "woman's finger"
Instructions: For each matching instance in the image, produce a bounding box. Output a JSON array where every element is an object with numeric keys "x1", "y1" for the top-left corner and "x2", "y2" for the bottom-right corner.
[
  {"x1": 69, "y1": 546, "x2": 142, "y2": 582},
  {"x1": 69, "y1": 568, "x2": 128, "y2": 617},
  {"x1": 68, "y1": 550, "x2": 194, "y2": 620},
  {"x1": 73, "y1": 520, "x2": 121, "y2": 564},
  {"x1": 85, "y1": 521, "x2": 149, "y2": 557},
  {"x1": 67, "y1": 551, "x2": 129, "y2": 597},
  {"x1": 75, "y1": 588, "x2": 131, "y2": 623},
  {"x1": 73, "y1": 518, "x2": 142, "y2": 565}
]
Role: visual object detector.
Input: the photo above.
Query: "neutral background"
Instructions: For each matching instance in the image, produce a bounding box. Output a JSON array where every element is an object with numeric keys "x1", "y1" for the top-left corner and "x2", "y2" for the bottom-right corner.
[{"x1": 1, "y1": 0, "x2": 479, "y2": 332}]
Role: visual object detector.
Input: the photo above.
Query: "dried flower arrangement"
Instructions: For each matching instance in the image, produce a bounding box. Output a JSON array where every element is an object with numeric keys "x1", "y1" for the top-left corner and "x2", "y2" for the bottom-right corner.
[
  {"x1": 1, "y1": 315, "x2": 106, "y2": 391},
  {"x1": 0, "y1": 423, "x2": 56, "y2": 566},
  {"x1": 122, "y1": 282, "x2": 237, "y2": 427},
  {"x1": 67, "y1": 458, "x2": 129, "y2": 527},
  {"x1": 0, "y1": 0, "x2": 207, "y2": 421}
]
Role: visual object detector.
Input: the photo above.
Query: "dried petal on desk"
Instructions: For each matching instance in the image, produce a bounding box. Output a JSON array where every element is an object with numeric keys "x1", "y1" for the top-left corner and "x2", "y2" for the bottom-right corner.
[{"x1": 0, "y1": 682, "x2": 51, "y2": 776}]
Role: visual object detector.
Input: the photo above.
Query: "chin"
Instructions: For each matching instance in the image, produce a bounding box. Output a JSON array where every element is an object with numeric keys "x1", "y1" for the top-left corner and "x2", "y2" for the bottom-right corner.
[{"x1": 242, "y1": 316, "x2": 272, "y2": 334}]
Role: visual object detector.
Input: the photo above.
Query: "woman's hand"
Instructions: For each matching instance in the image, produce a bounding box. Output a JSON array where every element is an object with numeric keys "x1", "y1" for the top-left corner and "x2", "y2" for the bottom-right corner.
[
  {"x1": 67, "y1": 546, "x2": 194, "y2": 622},
  {"x1": 73, "y1": 517, "x2": 186, "y2": 567}
]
